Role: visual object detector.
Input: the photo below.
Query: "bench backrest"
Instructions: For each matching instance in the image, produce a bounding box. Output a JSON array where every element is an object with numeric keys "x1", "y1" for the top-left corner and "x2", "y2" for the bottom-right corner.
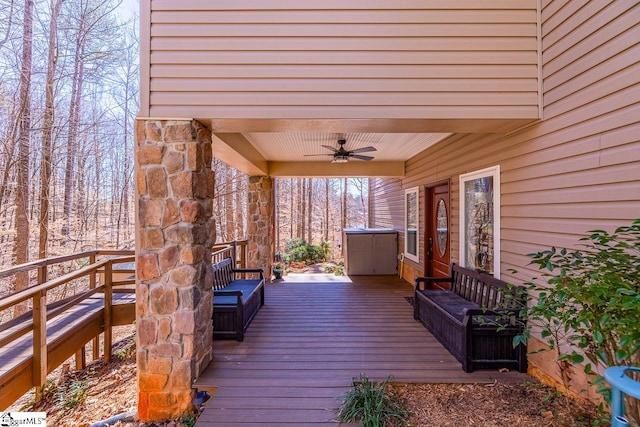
[
  {"x1": 212, "y1": 258, "x2": 234, "y2": 290},
  {"x1": 450, "y1": 263, "x2": 522, "y2": 309}
]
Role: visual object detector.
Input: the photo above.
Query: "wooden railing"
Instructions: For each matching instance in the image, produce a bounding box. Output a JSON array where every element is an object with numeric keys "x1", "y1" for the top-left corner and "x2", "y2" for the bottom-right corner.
[
  {"x1": 212, "y1": 239, "x2": 248, "y2": 268},
  {"x1": 0, "y1": 250, "x2": 134, "y2": 402},
  {"x1": 0, "y1": 241, "x2": 247, "y2": 406}
]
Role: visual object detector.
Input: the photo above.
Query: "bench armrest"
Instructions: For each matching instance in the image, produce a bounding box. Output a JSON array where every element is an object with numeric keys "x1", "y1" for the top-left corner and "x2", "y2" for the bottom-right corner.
[
  {"x1": 414, "y1": 276, "x2": 452, "y2": 291},
  {"x1": 233, "y1": 268, "x2": 264, "y2": 280}
]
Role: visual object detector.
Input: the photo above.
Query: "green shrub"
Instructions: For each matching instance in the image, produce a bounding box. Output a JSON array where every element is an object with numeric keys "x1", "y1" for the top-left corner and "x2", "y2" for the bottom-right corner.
[
  {"x1": 337, "y1": 374, "x2": 408, "y2": 427},
  {"x1": 282, "y1": 239, "x2": 325, "y2": 264},
  {"x1": 284, "y1": 238, "x2": 307, "y2": 253},
  {"x1": 518, "y1": 219, "x2": 640, "y2": 424}
]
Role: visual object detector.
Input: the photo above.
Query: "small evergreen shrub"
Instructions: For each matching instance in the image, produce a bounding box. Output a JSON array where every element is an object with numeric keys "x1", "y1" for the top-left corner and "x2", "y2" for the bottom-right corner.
[
  {"x1": 517, "y1": 219, "x2": 640, "y2": 424},
  {"x1": 337, "y1": 374, "x2": 408, "y2": 427}
]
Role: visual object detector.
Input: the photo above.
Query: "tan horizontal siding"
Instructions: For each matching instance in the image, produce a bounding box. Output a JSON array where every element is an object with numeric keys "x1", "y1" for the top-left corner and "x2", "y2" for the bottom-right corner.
[
  {"x1": 144, "y1": 0, "x2": 539, "y2": 121},
  {"x1": 150, "y1": 79, "x2": 539, "y2": 93},
  {"x1": 369, "y1": 178, "x2": 403, "y2": 230},
  {"x1": 150, "y1": 64, "x2": 539, "y2": 79},
  {"x1": 152, "y1": 10, "x2": 537, "y2": 24},
  {"x1": 370, "y1": 0, "x2": 640, "y2": 277},
  {"x1": 152, "y1": 0, "x2": 535, "y2": 11},
  {"x1": 150, "y1": 37, "x2": 537, "y2": 52},
  {"x1": 149, "y1": 92, "x2": 539, "y2": 106},
  {"x1": 151, "y1": 23, "x2": 537, "y2": 38},
  {"x1": 150, "y1": 51, "x2": 539, "y2": 65}
]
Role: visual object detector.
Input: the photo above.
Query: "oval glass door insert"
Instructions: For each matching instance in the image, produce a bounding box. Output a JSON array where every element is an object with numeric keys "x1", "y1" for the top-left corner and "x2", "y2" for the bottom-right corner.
[{"x1": 436, "y1": 199, "x2": 448, "y2": 257}]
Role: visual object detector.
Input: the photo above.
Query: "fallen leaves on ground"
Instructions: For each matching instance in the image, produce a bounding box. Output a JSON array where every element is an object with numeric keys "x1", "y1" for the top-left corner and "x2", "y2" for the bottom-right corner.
[{"x1": 388, "y1": 381, "x2": 605, "y2": 427}]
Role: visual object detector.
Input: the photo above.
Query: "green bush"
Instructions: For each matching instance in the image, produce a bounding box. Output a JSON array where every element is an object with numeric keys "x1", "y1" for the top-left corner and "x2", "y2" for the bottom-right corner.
[
  {"x1": 284, "y1": 238, "x2": 307, "y2": 253},
  {"x1": 282, "y1": 239, "x2": 325, "y2": 264},
  {"x1": 518, "y1": 219, "x2": 640, "y2": 424},
  {"x1": 337, "y1": 374, "x2": 408, "y2": 427}
]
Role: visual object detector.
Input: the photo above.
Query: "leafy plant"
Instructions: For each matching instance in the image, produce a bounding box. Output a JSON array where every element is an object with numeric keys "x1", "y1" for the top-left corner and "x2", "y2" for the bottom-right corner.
[
  {"x1": 56, "y1": 379, "x2": 91, "y2": 409},
  {"x1": 282, "y1": 239, "x2": 325, "y2": 264},
  {"x1": 337, "y1": 374, "x2": 408, "y2": 427},
  {"x1": 114, "y1": 338, "x2": 136, "y2": 360},
  {"x1": 284, "y1": 238, "x2": 307, "y2": 253},
  {"x1": 179, "y1": 410, "x2": 199, "y2": 427},
  {"x1": 518, "y1": 219, "x2": 640, "y2": 424}
]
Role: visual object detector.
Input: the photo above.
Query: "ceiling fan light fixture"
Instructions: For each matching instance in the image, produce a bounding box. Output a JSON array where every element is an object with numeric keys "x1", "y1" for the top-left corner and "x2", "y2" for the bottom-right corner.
[{"x1": 332, "y1": 155, "x2": 349, "y2": 164}]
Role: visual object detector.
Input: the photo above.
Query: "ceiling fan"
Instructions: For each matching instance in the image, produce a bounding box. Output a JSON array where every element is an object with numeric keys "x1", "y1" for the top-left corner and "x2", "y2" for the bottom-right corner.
[{"x1": 304, "y1": 139, "x2": 377, "y2": 163}]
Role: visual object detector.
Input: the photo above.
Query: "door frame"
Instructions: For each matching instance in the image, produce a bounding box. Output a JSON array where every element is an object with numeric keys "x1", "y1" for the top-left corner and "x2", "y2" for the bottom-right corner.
[{"x1": 423, "y1": 179, "x2": 451, "y2": 277}]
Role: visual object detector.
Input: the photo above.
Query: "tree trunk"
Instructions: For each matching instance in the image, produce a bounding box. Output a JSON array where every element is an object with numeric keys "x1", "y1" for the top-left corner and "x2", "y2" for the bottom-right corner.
[
  {"x1": 341, "y1": 178, "x2": 347, "y2": 230},
  {"x1": 14, "y1": 0, "x2": 35, "y2": 317},
  {"x1": 61, "y1": 13, "x2": 86, "y2": 237},
  {"x1": 38, "y1": 0, "x2": 63, "y2": 258},
  {"x1": 324, "y1": 178, "x2": 329, "y2": 242},
  {"x1": 306, "y1": 178, "x2": 312, "y2": 244},
  {"x1": 289, "y1": 178, "x2": 294, "y2": 240}
]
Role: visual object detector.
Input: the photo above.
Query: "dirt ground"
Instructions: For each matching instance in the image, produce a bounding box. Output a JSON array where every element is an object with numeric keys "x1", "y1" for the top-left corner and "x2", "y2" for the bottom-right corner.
[{"x1": 9, "y1": 329, "x2": 605, "y2": 427}]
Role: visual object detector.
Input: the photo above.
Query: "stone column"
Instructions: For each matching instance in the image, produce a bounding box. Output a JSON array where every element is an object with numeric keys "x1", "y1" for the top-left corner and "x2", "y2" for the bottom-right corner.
[
  {"x1": 247, "y1": 176, "x2": 274, "y2": 277},
  {"x1": 135, "y1": 119, "x2": 215, "y2": 421}
]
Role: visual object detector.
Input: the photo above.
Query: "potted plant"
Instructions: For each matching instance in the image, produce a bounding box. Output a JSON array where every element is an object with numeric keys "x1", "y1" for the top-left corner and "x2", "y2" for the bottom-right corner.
[{"x1": 272, "y1": 262, "x2": 284, "y2": 280}]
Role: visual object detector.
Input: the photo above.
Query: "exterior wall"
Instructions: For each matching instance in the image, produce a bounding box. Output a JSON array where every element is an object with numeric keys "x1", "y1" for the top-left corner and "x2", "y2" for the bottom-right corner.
[
  {"x1": 370, "y1": 0, "x2": 640, "y2": 395},
  {"x1": 135, "y1": 120, "x2": 216, "y2": 421},
  {"x1": 142, "y1": 0, "x2": 539, "y2": 121}
]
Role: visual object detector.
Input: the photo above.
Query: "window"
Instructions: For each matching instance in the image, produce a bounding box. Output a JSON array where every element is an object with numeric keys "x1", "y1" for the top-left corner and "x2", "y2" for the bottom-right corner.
[
  {"x1": 459, "y1": 166, "x2": 500, "y2": 277},
  {"x1": 404, "y1": 187, "x2": 419, "y2": 263}
]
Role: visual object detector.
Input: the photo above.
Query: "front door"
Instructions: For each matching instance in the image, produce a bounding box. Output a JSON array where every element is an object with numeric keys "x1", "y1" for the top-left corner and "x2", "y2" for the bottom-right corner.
[{"x1": 425, "y1": 181, "x2": 450, "y2": 282}]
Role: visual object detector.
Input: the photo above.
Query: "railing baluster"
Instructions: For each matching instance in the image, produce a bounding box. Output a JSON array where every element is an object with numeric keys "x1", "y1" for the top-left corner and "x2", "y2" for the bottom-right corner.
[{"x1": 32, "y1": 290, "x2": 47, "y2": 402}]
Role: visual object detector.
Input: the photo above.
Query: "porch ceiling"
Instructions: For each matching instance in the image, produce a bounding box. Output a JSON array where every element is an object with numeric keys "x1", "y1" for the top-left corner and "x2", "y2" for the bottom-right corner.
[{"x1": 203, "y1": 118, "x2": 536, "y2": 178}]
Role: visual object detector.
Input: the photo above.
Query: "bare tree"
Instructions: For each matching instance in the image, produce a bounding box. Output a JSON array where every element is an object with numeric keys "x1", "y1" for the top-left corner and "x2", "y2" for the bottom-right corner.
[
  {"x1": 38, "y1": 0, "x2": 64, "y2": 258},
  {"x1": 14, "y1": 0, "x2": 35, "y2": 315}
]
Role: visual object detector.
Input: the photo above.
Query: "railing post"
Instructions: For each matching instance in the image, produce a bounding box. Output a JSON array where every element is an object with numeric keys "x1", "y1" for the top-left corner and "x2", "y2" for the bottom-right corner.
[
  {"x1": 240, "y1": 241, "x2": 247, "y2": 269},
  {"x1": 104, "y1": 261, "x2": 113, "y2": 363},
  {"x1": 232, "y1": 241, "x2": 237, "y2": 268},
  {"x1": 89, "y1": 254, "x2": 99, "y2": 361},
  {"x1": 33, "y1": 290, "x2": 47, "y2": 402},
  {"x1": 37, "y1": 266, "x2": 47, "y2": 285}
]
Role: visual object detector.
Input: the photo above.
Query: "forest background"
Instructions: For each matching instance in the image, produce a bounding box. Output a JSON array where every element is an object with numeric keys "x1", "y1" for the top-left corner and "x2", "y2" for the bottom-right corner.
[{"x1": 0, "y1": 0, "x2": 369, "y2": 294}]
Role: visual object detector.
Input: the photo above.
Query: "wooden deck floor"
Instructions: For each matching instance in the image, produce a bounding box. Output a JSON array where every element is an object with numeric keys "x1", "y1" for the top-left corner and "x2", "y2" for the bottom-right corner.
[{"x1": 194, "y1": 274, "x2": 527, "y2": 426}]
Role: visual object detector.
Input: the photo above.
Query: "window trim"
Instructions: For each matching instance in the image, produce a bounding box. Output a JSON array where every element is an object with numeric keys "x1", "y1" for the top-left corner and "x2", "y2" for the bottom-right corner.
[
  {"x1": 459, "y1": 165, "x2": 501, "y2": 278},
  {"x1": 404, "y1": 186, "x2": 420, "y2": 263}
]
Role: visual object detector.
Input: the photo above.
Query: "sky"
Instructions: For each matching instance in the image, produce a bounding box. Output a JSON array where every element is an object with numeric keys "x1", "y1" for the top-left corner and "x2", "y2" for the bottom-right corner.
[{"x1": 117, "y1": 0, "x2": 139, "y2": 22}]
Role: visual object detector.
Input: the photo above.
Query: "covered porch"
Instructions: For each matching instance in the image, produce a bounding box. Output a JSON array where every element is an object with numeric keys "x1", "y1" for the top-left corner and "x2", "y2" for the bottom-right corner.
[{"x1": 194, "y1": 274, "x2": 526, "y2": 426}]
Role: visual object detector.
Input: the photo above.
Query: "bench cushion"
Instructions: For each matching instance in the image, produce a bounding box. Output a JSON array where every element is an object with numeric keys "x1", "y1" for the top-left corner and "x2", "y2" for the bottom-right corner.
[
  {"x1": 421, "y1": 290, "x2": 480, "y2": 322},
  {"x1": 214, "y1": 279, "x2": 262, "y2": 305}
]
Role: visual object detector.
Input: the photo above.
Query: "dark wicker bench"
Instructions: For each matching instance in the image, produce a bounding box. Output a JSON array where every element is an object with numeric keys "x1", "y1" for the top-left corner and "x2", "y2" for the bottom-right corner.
[
  {"x1": 414, "y1": 263, "x2": 527, "y2": 373},
  {"x1": 212, "y1": 258, "x2": 264, "y2": 341}
]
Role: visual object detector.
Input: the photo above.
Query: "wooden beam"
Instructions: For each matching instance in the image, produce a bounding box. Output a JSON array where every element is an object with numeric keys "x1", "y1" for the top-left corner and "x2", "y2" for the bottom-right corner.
[
  {"x1": 268, "y1": 161, "x2": 405, "y2": 178},
  {"x1": 212, "y1": 133, "x2": 269, "y2": 176}
]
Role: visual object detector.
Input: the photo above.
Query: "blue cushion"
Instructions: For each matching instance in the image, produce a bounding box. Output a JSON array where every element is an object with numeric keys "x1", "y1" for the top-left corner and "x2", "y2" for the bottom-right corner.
[
  {"x1": 215, "y1": 279, "x2": 262, "y2": 305},
  {"x1": 421, "y1": 290, "x2": 481, "y2": 322}
]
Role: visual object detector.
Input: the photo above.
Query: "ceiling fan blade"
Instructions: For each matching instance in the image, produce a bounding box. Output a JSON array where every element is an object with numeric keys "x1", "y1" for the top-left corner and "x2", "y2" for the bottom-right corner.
[
  {"x1": 350, "y1": 146, "x2": 377, "y2": 153},
  {"x1": 304, "y1": 154, "x2": 333, "y2": 157},
  {"x1": 321, "y1": 145, "x2": 339, "y2": 152},
  {"x1": 350, "y1": 154, "x2": 375, "y2": 161}
]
